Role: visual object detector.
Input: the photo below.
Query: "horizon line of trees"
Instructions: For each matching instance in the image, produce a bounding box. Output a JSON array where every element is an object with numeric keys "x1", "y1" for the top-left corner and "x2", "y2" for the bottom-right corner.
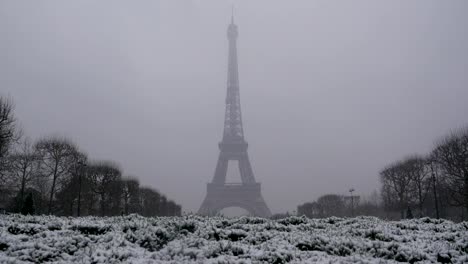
[
  {"x1": 379, "y1": 126, "x2": 468, "y2": 221},
  {"x1": 0, "y1": 95, "x2": 182, "y2": 217},
  {"x1": 297, "y1": 126, "x2": 467, "y2": 222},
  {"x1": 297, "y1": 192, "x2": 385, "y2": 219}
]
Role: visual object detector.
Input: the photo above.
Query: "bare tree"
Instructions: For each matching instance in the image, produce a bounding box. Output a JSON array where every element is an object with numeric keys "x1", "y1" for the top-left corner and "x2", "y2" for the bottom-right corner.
[
  {"x1": 380, "y1": 160, "x2": 415, "y2": 218},
  {"x1": 316, "y1": 194, "x2": 345, "y2": 217},
  {"x1": 34, "y1": 136, "x2": 78, "y2": 214},
  {"x1": 432, "y1": 127, "x2": 468, "y2": 214},
  {"x1": 86, "y1": 161, "x2": 122, "y2": 216},
  {"x1": 0, "y1": 96, "x2": 19, "y2": 158},
  {"x1": 108, "y1": 179, "x2": 122, "y2": 215},
  {"x1": 54, "y1": 151, "x2": 87, "y2": 216},
  {"x1": 297, "y1": 201, "x2": 322, "y2": 218},
  {"x1": 166, "y1": 200, "x2": 177, "y2": 216},
  {"x1": 75, "y1": 156, "x2": 88, "y2": 216},
  {"x1": 406, "y1": 156, "x2": 431, "y2": 217},
  {"x1": 0, "y1": 96, "x2": 21, "y2": 183},
  {"x1": 69, "y1": 151, "x2": 87, "y2": 215},
  {"x1": 426, "y1": 158, "x2": 442, "y2": 218},
  {"x1": 175, "y1": 204, "x2": 182, "y2": 216},
  {"x1": 30, "y1": 162, "x2": 49, "y2": 214},
  {"x1": 7, "y1": 138, "x2": 38, "y2": 212},
  {"x1": 139, "y1": 187, "x2": 160, "y2": 216},
  {"x1": 121, "y1": 177, "x2": 140, "y2": 215},
  {"x1": 159, "y1": 195, "x2": 167, "y2": 216}
]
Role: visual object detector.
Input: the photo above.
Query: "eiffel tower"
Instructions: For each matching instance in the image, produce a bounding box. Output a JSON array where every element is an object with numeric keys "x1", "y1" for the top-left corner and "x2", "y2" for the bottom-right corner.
[{"x1": 198, "y1": 16, "x2": 272, "y2": 218}]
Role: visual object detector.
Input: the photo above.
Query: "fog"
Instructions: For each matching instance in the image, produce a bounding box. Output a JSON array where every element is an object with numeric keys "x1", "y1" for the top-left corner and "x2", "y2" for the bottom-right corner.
[{"x1": 1, "y1": 0, "x2": 467, "y2": 214}]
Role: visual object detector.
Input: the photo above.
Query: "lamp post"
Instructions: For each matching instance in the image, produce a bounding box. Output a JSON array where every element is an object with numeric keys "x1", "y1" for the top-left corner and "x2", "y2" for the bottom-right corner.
[
  {"x1": 349, "y1": 188, "x2": 355, "y2": 217},
  {"x1": 77, "y1": 160, "x2": 86, "y2": 217}
]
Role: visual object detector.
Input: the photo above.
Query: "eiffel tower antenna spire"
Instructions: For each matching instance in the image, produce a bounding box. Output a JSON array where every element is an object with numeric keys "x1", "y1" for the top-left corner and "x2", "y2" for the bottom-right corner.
[{"x1": 231, "y1": 5, "x2": 234, "y2": 24}]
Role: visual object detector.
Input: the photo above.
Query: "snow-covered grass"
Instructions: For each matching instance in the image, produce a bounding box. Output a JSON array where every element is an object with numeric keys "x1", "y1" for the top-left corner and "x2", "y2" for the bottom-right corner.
[{"x1": 0, "y1": 214, "x2": 467, "y2": 263}]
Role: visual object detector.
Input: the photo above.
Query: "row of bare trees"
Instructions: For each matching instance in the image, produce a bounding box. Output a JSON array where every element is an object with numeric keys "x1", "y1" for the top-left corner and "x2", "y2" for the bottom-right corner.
[
  {"x1": 380, "y1": 127, "x2": 468, "y2": 220},
  {"x1": 0, "y1": 95, "x2": 181, "y2": 217},
  {"x1": 298, "y1": 194, "x2": 347, "y2": 218},
  {"x1": 297, "y1": 192, "x2": 384, "y2": 219},
  {"x1": 297, "y1": 127, "x2": 467, "y2": 221}
]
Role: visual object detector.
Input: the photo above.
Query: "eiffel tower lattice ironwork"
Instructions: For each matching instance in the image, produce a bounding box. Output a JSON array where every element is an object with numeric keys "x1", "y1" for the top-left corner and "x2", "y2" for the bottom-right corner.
[{"x1": 198, "y1": 16, "x2": 272, "y2": 218}]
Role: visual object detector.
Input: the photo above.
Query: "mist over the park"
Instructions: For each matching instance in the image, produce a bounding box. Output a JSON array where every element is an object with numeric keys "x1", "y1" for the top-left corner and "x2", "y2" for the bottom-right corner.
[{"x1": 1, "y1": 0, "x2": 467, "y2": 216}]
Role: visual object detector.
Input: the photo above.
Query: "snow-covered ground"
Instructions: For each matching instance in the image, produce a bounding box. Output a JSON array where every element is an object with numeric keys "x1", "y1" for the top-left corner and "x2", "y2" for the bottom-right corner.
[{"x1": 0, "y1": 214, "x2": 466, "y2": 263}]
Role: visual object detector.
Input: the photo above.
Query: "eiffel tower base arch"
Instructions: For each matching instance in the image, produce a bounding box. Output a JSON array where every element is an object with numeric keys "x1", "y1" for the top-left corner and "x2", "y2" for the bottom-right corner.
[{"x1": 198, "y1": 183, "x2": 271, "y2": 218}]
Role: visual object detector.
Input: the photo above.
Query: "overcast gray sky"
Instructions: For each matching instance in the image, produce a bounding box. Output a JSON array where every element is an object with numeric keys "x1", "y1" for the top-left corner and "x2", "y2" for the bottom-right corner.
[{"x1": 1, "y1": 0, "x2": 467, "y2": 214}]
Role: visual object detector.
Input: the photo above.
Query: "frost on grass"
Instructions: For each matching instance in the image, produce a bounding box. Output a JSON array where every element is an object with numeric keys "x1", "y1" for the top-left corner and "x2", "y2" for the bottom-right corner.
[{"x1": 0, "y1": 214, "x2": 467, "y2": 263}]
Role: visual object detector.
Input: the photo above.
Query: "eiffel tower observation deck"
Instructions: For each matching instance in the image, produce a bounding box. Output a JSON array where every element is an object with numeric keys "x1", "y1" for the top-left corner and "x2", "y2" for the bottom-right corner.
[{"x1": 198, "y1": 15, "x2": 272, "y2": 218}]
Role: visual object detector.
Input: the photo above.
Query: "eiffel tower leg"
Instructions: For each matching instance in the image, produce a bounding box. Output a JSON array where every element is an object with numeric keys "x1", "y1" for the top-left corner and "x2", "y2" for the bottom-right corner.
[
  {"x1": 238, "y1": 152, "x2": 255, "y2": 184},
  {"x1": 251, "y1": 193, "x2": 272, "y2": 217},
  {"x1": 198, "y1": 187, "x2": 216, "y2": 216},
  {"x1": 212, "y1": 154, "x2": 228, "y2": 185}
]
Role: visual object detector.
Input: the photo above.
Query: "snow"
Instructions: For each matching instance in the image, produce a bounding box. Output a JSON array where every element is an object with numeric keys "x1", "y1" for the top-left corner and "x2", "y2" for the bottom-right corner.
[{"x1": 0, "y1": 214, "x2": 467, "y2": 263}]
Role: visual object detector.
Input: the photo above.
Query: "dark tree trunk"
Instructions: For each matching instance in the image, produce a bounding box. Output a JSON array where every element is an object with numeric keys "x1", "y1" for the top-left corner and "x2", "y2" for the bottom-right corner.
[
  {"x1": 418, "y1": 185, "x2": 423, "y2": 218},
  {"x1": 77, "y1": 173, "x2": 82, "y2": 216},
  {"x1": 432, "y1": 169, "x2": 439, "y2": 219},
  {"x1": 69, "y1": 199, "x2": 74, "y2": 216},
  {"x1": 100, "y1": 193, "x2": 106, "y2": 216},
  {"x1": 19, "y1": 165, "x2": 27, "y2": 209},
  {"x1": 48, "y1": 160, "x2": 59, "y2": 214}
]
